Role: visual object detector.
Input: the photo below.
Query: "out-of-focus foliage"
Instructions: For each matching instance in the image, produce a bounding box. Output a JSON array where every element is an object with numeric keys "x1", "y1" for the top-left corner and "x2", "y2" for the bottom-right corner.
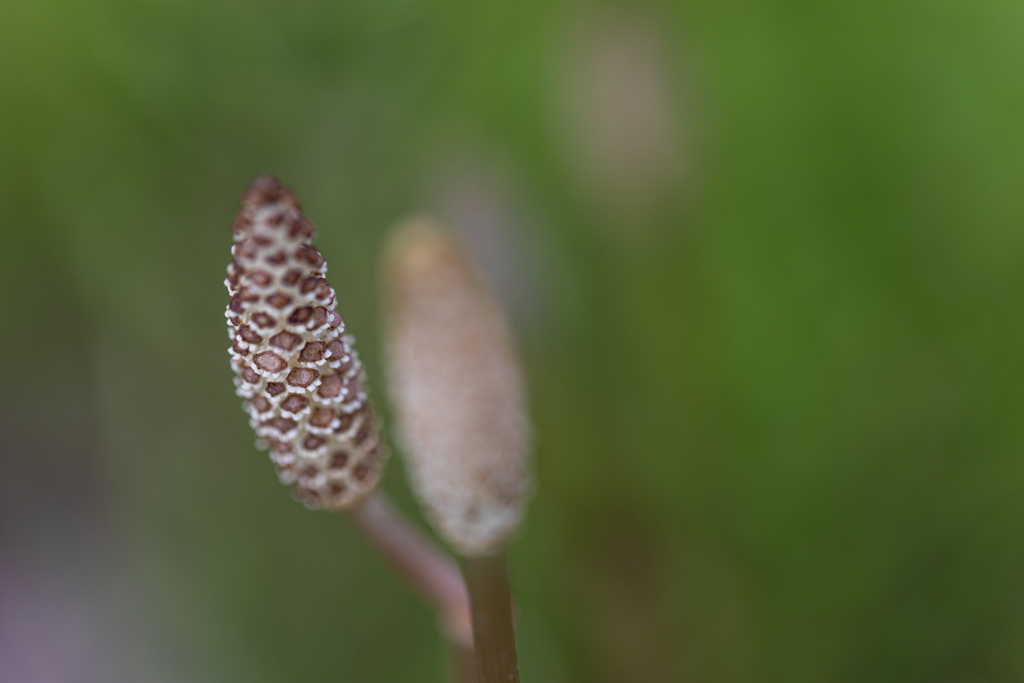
[{"x1": 2, "y1": 1, "x2": 1023, "y2": 682}]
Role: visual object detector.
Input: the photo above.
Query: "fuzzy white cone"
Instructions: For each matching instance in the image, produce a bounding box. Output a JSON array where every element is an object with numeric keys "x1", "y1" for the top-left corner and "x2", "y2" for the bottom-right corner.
[{"x1": 384, "y1": 219, "x2": 531, "y2": 556}]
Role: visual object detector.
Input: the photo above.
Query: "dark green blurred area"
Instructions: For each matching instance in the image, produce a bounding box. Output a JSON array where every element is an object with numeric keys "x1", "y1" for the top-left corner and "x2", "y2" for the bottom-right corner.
[{"x1": 2, "y1": 0, "x2": 1024, "y2": 681}]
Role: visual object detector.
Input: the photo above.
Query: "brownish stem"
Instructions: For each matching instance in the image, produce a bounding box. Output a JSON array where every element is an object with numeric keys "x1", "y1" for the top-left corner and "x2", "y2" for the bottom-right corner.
[
  {"x1": 451, "y1": 638, "x2": 480, "y2": 683},
  {"x1": 348, "y1": 493, "x2": 475, "y2": 681},
  {"x1": 463, "y1": 550, "x2": 520, "y2": 683}
]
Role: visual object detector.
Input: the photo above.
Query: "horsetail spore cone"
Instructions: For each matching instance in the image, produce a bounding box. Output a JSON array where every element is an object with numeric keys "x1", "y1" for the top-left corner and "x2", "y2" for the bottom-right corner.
[
  {"x1": 384, "y1": 218, "x2": 531, "y2": 556},
  {"x1": 226, "y1": 176, "x2": 386, "y2": 509},
  {"x1": 385, "y1": 218, "x2": 529, "y2": 683}
]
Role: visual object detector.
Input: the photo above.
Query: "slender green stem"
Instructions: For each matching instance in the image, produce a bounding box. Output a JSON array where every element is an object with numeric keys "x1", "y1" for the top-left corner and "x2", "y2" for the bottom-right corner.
[{"x1": 463, "y1": 550, "x2": 520, "y2": 683}]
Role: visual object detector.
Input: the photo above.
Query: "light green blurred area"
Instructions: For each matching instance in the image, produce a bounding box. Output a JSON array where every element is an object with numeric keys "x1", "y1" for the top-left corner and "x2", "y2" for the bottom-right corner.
[{"x1": 2, "y1": 1, "x2": 1024, "y2": 681}]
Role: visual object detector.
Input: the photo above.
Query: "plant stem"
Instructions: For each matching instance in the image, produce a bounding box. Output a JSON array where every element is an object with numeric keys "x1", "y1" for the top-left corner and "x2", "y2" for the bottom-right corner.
[
  {"x1": 450, "y1": 638, "x2": 480, "y2": 683},
  {"x1": 348, "y1": 493, "x2": 475, "y2": 682},
  {"x1": 463, "y1": 550, "x2": 520, "y2": 683}
]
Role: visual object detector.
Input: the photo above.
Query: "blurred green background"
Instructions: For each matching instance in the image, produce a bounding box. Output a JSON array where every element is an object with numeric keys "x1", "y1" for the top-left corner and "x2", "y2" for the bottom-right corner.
[{"x1": 2, "y1": 1, "x2": 1024, "y2": 681}]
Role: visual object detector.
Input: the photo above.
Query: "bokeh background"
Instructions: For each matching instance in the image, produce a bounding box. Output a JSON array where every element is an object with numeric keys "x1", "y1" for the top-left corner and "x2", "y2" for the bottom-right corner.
[{"x1": 2, "y1": 1, "x2": 1024, "y2": 681}]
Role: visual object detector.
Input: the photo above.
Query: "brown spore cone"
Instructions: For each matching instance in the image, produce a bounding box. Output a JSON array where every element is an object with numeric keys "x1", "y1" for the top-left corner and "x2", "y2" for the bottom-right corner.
[{"x1": 225, "y1": 175, "x2": 386, "y2": 509}]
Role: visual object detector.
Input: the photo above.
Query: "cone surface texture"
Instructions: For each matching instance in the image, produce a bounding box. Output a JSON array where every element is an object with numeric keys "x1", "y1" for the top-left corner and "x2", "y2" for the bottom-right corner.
[
  {"x1": 385, "y1": 219, "x2": 530, "y2": 555},
  {"x1": 225, "y1": 176, "x2": 386, "y2": 509}
]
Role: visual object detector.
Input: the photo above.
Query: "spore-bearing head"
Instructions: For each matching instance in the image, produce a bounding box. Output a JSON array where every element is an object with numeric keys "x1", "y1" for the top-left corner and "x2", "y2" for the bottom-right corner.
[{"x1": 225, "y1": 176, "x2": 387, "y2": 510}]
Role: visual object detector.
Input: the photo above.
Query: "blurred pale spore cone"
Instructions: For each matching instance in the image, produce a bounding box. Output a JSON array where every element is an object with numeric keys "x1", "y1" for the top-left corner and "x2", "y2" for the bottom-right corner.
[
  {"x1": 384, "y1": 218, "x2": 531, "y2": 683},
  {"x1": 225, "y1": 176, "x2": 387, "y2": 509},
  {"x1": 384, "y1": 218, "x2": 531, "y2": 556}
]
